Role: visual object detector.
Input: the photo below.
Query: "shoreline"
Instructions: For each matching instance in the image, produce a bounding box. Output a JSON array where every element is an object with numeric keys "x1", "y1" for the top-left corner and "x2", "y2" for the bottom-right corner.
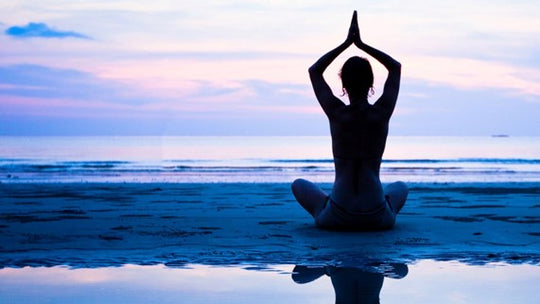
[{"x1": 1, "y1": 182, "x2": 539, "y2": 267}]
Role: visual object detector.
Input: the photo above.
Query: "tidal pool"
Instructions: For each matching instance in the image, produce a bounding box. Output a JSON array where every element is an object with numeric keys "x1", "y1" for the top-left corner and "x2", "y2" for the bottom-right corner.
[{"x1": 0, "y1": 260, "x2": 538, "y2": 303}]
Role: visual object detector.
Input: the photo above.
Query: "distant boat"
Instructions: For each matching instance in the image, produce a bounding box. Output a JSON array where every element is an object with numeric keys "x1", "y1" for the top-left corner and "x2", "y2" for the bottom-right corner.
[{"x1": 491, "y1": 134, "x2": 510, "y2": 138}]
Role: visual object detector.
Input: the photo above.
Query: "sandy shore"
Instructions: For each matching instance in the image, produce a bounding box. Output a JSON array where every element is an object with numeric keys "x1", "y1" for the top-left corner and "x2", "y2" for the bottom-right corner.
[{"x1": 0, "y1": 182, "x2": 538, "y2": 267}]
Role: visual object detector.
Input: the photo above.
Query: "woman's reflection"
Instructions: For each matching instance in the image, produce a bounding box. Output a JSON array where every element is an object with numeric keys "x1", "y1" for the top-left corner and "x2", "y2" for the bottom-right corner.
[{"x1": 292, "y1": 263, "x2": 408, "y2": 304}]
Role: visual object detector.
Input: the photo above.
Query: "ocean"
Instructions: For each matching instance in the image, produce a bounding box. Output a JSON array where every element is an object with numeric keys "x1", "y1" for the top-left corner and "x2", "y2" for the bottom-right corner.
[
  {"x1": 1, "y1": 136, "x2": 539, "y2": 183},
  {"x1": 0, "y1": 136, "x2": 540, "y2": 183}
]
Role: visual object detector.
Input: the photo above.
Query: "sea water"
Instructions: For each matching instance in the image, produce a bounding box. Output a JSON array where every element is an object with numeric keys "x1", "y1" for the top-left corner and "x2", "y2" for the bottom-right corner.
[{"x1": 1, "y1": 136, "x2": 539, "y2": 183}]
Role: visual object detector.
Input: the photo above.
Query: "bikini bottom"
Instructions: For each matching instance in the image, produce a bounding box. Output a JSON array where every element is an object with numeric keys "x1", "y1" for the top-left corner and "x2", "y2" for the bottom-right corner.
[{"x1": 315, "y1": 196, "x2": 396, "y2": 231}]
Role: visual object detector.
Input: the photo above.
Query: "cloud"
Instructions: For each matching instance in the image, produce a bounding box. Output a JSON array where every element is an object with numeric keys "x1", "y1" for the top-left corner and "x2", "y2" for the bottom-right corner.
[
  {"x1": 0, "y1": 64, "x2": 311, "y2": 114},
  {"x1": 5, "y1": 22, "x2": 90, "y2": 39},
  {"x1": 404, "y1": 56, "x2": 540, "y2": 98},
  {"x1": 0, "y1": 64, "x2": 154, "y2": 107},
  {"x1": 0, "y1": 63, "x2": 327, "y2": 136},
  {"x1": 1, "y1": 62, "x2": 539, "y2": 136}
]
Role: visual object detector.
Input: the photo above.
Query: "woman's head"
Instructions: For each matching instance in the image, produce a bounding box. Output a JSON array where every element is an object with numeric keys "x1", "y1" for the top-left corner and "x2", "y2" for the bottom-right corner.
[{"x1": 340, "y1": 56, "x2": 374, "y2": 100}]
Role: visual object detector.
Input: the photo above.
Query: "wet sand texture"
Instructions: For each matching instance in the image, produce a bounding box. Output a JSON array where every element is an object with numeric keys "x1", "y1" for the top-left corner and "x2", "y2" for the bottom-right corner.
[{"x1": 0, "y1": 183, "x2": 538, "y2": 267}]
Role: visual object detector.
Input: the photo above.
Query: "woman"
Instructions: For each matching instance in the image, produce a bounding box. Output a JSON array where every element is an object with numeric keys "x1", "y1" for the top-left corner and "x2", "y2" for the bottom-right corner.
[{"x1": 292, "y1": 11, "x2": 408, "y2": 230}]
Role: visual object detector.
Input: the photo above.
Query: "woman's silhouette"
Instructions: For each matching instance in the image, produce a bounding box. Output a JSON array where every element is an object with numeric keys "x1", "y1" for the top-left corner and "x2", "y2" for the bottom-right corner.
[{"x1": 292, "y1": 11, "x2": 408, "y2": 230}]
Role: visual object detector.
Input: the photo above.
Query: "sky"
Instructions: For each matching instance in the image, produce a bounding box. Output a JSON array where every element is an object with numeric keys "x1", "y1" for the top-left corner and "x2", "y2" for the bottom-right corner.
[{"x1": 0, "y1": 0, "x2": 539, "y2": 136}]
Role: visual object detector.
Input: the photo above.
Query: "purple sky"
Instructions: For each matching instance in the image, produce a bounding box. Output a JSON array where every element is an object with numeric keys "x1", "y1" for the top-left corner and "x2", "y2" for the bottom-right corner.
[{"x1": 1, "y1": 1, "x2": 539, "y2": 135}]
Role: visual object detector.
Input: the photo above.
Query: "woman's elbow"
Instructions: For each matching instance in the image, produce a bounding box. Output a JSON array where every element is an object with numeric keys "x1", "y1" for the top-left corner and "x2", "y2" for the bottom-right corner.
[
  {"x1": 393, "y1": 61, "x2": 401, "y2": 72},
  {"x1": 308, "y1": 65, "x2": 322, "y2": 76}
]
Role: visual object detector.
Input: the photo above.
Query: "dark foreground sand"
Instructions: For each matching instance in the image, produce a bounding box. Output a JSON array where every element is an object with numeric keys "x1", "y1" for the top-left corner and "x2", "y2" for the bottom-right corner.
[{"x1": 0, "y1": 183, "x2": 538, "y2": 267}]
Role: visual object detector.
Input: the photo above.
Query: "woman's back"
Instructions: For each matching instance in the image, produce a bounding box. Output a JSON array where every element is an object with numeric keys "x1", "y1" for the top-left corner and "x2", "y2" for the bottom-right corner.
[
  {"x1": 329, "y1": 103, "x2": 389, "y2": 160},
  {"x1": 330, "y1": 103, "x2": 389, "y2": 212}
]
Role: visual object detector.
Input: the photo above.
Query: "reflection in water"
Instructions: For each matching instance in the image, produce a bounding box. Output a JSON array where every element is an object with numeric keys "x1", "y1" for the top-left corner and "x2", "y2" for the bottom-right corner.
[
  {"x1": 1, "y1": 261, "x2": 538, "y2": 303},
  {"x1": 293, "y1": 263, "x2": 408, "y2": 304}
]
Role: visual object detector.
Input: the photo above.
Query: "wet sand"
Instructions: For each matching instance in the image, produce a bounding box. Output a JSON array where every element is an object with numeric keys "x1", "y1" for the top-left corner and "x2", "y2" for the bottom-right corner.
[{"x1": 0, "y1": 182, "x2": 538, "y2": 267}]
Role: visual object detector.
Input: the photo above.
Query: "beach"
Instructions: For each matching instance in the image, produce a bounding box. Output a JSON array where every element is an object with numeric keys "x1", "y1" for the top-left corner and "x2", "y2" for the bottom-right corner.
[
  {"x1": 3, "y1": 1, "x2": 539, "y2": 300},
  {"x1": 2, "y1": 182, "x2": 538, "y2": 267},
  {"x1": 1, "y1": 136, "x2": 539, "y2": 302}
]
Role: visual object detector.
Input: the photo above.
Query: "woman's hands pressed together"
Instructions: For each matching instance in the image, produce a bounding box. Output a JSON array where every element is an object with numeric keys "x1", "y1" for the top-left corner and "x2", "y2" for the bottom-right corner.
[{"x1": 346, "y1": 11, "x2": 362, "y2": 47}]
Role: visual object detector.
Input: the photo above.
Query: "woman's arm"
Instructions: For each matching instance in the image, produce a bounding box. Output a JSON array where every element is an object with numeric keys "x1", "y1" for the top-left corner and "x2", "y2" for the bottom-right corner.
[
  {"x1": 353, "y1": 21, "x2": 401, "y2": 117},
  {"x1": 308, "y1": 42, "x2": 349, "y2": 116},
  {"x1": 355, "y1": 42, "x2": 401, "y2": 73},
  {"x1": 308, "y1": 41, "x2": 350, "y2": 76},
  {"x1": 308, "y1": 13, "x2": 358, "y2": 116}
]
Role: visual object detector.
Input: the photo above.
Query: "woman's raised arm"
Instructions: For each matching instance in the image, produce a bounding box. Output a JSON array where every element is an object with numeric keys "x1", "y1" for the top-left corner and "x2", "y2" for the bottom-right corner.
[
  {"x1": 352, "y1": 12, "x2": 401, "y2": 117},
  {"x1": 308, "y1": 12, "x2": 359, "y2": 116}
]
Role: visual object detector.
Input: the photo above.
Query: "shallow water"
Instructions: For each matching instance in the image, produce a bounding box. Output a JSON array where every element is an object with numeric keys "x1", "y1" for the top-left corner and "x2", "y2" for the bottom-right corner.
[{"x1": 1, "y1": 261, "x2": 538, "y2": 303}]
